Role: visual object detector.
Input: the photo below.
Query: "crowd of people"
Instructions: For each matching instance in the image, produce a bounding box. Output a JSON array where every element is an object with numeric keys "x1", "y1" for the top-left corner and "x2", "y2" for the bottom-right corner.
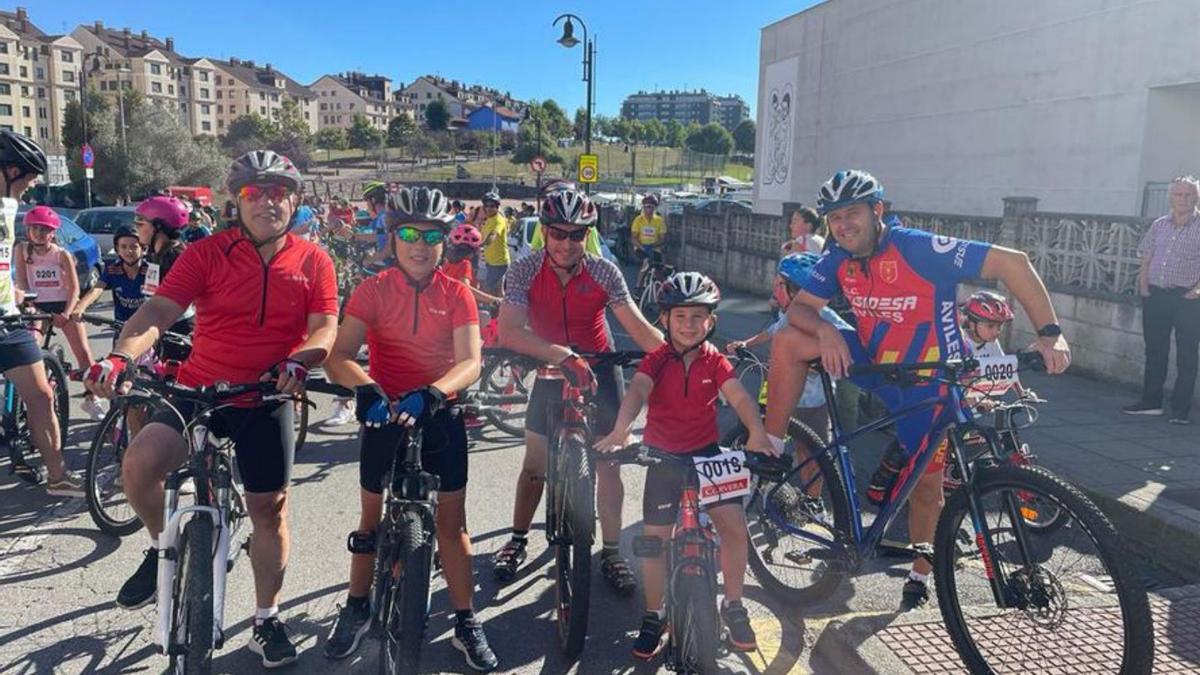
[{"x1": 0, "y1": 124, "x2": 1085, "y2": 673}]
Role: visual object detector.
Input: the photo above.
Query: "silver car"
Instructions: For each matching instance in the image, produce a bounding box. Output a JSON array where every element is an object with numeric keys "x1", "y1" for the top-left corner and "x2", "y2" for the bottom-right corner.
[{"x1": 74, "y1": 206, "x2": 137, "y2": 258}]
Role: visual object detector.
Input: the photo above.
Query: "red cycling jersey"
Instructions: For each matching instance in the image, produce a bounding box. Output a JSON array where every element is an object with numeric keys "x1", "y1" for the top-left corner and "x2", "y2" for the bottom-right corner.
[
  {"x1": 501, "y1": 251, "x2": 629, "y2": 353},
  {"x1": 637, "y1": 341, "x2": 735, "y2": 453},
  {"x1": 441, "y1": 258, "x2": 474, "y2": 286},
  {"x1": 155, "y1": 229, "x2": 338, "y2": 387},
  {"x1": 345, "y1": 267, "x2": 479, "y2": 398}
]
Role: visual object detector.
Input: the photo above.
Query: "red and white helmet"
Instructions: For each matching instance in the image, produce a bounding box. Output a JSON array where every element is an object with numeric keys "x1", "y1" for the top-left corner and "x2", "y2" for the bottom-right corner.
[
  {"x1": 135, "y1": 195, "x2": 189, "y2": 231},
  {"x1": 449, "y1": 223, "x2": 482, "y2": 249},
  {"x1": 962, "y1": 290, "x2": 1014, "y2": 323},
  {"x1": 24, "y1": 205, "x2": 60, "y2": 230}
]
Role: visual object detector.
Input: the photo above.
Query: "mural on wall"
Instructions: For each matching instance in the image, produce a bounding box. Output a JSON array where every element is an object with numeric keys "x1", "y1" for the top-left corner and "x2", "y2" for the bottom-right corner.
[{"x1": 760, "y1": 56, "x2": 798, "y2": 201}]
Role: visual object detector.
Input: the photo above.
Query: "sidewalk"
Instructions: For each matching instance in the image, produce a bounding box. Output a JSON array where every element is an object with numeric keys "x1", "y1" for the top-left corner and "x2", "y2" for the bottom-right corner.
[{"x1": 710, "y1": 287, "x2": 1200, "y2": 578}]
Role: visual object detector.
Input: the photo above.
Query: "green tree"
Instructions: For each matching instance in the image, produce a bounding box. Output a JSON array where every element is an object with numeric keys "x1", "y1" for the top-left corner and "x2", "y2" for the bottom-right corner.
[
  {"x1": 424, "y1": 99, "x2": 450, "y2": 131},
  {"x1": 573, "y1": 107, "x2": 588, "y2": 141},
  {"x1": 314, "y1": 126, "x2": 349, "y2": 151},
  {"x1": 685, "y1": 122, "x2": 734, "y2": 156},
  {"x1": 642, "y1": 118, "x2": 665, "y2": 146},
  {"x1": 271, "y1": 99, "x2": 312, "y2": 168},
  {"x1": 387, "y1": 114, "x2": 417, "y2": 148},
  {"x1": 348, "y1": 114, "x2": 384, "y2": 150},
  {"x1": 539, "y1": 99, "x2": 572, "y2": 139},
  {"x1": 664, "y1": 119, "x2": 686, "y2": 147},
  {"x1": 733, "y1": 119, "x2": 756, "y2": 154}
]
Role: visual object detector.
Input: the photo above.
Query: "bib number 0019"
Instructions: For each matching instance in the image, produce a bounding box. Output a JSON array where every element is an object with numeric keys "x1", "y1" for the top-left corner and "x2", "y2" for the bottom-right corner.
[{"x1": 693, "y1": 450, "x2": 751, "y2": 507}]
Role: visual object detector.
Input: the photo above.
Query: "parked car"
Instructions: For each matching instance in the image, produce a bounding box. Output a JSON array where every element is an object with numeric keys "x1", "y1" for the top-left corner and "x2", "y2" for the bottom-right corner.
[
  {"x1": 15, "y1": 207, "x2": 103, "y2": 292},
  {"x1": 74, "y1": 206, "x2": 137, "y2": 257},
  {"x1": 688, "y1": 198, "x2": 753, "y2": 215}
]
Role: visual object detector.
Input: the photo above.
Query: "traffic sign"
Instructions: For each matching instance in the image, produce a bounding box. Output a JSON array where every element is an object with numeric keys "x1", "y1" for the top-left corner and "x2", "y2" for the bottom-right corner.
[
  {"x1": 81, "y1": 144, "x2": 94, "y2": 169},
  {"x1": 84, "y1": 168, "x2": 94, "y2": 179},
  {"x1": 578, "y1": 154, "x2": 598, "y2": 183},
  {"x1": 529, "y1": 156, "x2": 547, "y2": 173}
]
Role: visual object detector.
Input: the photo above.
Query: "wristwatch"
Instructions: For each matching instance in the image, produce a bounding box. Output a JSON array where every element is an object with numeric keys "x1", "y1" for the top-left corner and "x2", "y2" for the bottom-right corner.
[{"x1": 1036, "y1": 323, "x2": 1062, "y2": 338}]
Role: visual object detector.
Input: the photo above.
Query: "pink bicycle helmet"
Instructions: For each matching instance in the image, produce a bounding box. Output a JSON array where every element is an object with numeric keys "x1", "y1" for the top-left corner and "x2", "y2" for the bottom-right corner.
[
  {"x1": 449, "y1": 223, "x2": 483, "y2": 248},
  {"x1": 135, "y1": 195, "x2": 190, "y2": 232},
  {"x1": 24, "y1": 205, "x2": 60, "y2": 230}
]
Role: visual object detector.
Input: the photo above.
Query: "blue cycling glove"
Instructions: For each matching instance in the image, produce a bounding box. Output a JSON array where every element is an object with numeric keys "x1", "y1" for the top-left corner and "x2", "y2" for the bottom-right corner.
[
  {"x1": 355, "y1": 384, "x2": 391, "y2": 428},
  {"x1": 391, "y1": 386, "x2": 447, "y2": 428}
]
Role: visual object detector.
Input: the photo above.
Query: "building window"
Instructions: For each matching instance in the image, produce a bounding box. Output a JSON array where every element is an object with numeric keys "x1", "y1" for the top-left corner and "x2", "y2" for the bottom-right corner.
[
  {"x1": 0, "y1": 104, "x2": 11, "y2": 116},
  {"x1": 150, "y1": 63, "x2": 162, "y2": 75},
  {"x1": 259, "y1": 106, "x2": 266, "y2": 115},
  {"x1": 259, "y1": 92, "x2": 265, "y2": 100},
  {"x1": 0, "y1": 84, "x2": 8, "y2": 95},
  {"x1": 62, "y1": 70, "x2": 74, "y2": 83},
  {"x1": 23, "y1": 126, "x2": 30, "y2": 136},
  {"x1": 218, "y1": 119, "x2": 225, "y2": 129},
  {"x1": 217, "y1": 104, "x2": 223, "y2": 113},
  {"x1": 35, "y1": 68, "x2": 44, "y2": 79},
  {"x1": 38, "y1": 127, "x2": 47, "y2": 139},
  {"x1": 36, "y1": 87, "x2": 44, "y2": 98},
  {"x1": 200, "y1": 88, "x2": 209, "y2": 98},
  {"x1": 201, "y1": 103, "x2": 210, "y2": 114},
  {"x1": 199, "y1": 71, "x2": 209, "y2": 82},
  {"x1": 216, "y1": 90, "x2": 222, "y2": 99},
  {"x1": 215, "y1": 75, "x2": 222, "y2": 85},
  {"x1": 61, "y1": 50, "x2": 74, "y2": 63},
  {"x1": 64, "y1": 90, "x2": 75, "y2": 102},
  {"x1": 320, "y1": 102, "x2": 327, "y2": 111},
  {"x1": 0, "y1": 64, "x2": 7, "y2": 76},
  {"x1": 0, "y1": 42, "x2": 7, "y2": 54},
  {"x1": 151, "y1": 82, "x2": 162, "y2": 93},
  {"x1": 37, "y1": 107, "x2": 46, "y2": 119},
  {"x1": 18, "y1": 66, "x2": 26, "y2": 78},
  {"x1": 19, "y1": 86, "x2": 27, "y2": 96},
  {"x1": 167, "y1": 84, "x2": 174, "y2": 95},
  {"x1": 202, "y1": 121, "x2": 211, "y2": 131}
]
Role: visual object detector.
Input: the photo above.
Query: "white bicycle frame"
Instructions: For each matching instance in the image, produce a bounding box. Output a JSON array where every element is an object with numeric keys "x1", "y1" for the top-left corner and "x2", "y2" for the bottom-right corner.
[{"x1": 152, "y1": 423, "x2": 243, "y2": 652}]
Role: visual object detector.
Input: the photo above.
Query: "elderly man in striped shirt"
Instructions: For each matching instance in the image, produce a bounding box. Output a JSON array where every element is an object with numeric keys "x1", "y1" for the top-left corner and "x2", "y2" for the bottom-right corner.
[{"x1": 1124, "y1": 175, "x2": 1200, "y2": 424}]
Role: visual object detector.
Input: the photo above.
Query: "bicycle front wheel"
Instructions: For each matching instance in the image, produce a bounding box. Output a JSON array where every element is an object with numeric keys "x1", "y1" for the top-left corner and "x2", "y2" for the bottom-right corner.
[
  {"x1": 380, "y1": 510, "x2": 431, "y2": 674},
  {"x1": 479, "y1": 357, "x2": 533, "y2": 438},
  {"x1": 672, "y1": 573, "x2": 719, "y2": 674},
  {"x1": 934, "y1": 464, "x2": 1153, "y2": 675},
  {"x1": 85, "y1": 402, "x2": 142, "y2": 536},
  {"x1": 554, "y1": 433, "x2": 594, "y2": 659},
  {"x1": 171, "y1": 516, "x2": 214, "y2": 675},
  {"x1": 292, "y1": 399, "x2": 309, "y2": 454}
]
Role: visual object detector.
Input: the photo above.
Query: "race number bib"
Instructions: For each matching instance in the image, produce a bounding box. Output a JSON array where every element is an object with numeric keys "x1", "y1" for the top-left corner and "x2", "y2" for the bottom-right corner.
[
  {"x1": 143, "y1": 262, "x2": 161, "y2": 297},
  {"x1": 31, "y1": 265, "x2": 62, "y2": 290},
  {"x1": 641, "y1": 225, "x2": 658, "y2": 241},
  {"x1": 693, "y1": 450, "x2": 752, "y2": 507},
  {"x1": 971, "y1": 355, "x2": 1020, "y2": 396},
  {"x1": 0, "y1": 241, "x2": 10, "y2": 274}
]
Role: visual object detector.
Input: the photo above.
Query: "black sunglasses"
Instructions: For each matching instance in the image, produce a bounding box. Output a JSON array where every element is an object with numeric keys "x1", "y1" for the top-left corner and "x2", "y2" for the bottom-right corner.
[{"x1": 544, "y1": 225, "x2": 588, "y2": 242}]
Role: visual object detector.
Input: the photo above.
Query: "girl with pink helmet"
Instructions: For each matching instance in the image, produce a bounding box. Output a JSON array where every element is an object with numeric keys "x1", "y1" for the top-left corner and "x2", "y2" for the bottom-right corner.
[{"x1": 133, "y1": 195, "x2": 194, "y2": 331}]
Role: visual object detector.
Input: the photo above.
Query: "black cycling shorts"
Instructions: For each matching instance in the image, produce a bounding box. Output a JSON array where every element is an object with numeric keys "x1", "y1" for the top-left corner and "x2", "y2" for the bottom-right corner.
[
  {"x1": 359, "y1": 408, "x2": 468, "y2": 495},
  {"x1": 0, "y1": 327, "x2": 43, "y2": 372},
  {"x1": 642, "y1": 444, "x2": 742, "y2": 526},
  {"x1": 150, "y1": 399, "x2": 295, "y2": 494},
  {"x1": 33, "y1": 301, "x2": 67, "y2": 315},
  {"x1": 524, "y1": 363, "x2": 621, "y2": 438}
]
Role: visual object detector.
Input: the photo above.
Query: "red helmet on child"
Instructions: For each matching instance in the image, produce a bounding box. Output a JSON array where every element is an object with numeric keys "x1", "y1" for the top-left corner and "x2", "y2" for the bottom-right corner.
[{"x1": 962, "y1": 290, "x2": 1014, "y2": 323}]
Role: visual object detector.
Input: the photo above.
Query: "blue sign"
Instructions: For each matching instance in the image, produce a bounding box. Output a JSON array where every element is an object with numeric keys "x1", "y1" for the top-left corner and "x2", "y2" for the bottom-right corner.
[{"x1": 81, "y1": 144, "x2": 94, "y2": 169}]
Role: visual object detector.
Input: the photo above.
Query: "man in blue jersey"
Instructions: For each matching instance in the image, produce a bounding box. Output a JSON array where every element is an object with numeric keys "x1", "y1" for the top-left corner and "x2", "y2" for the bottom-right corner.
[{"x1": 764, "y1": 170, "x2": 1071, "y2": 611}]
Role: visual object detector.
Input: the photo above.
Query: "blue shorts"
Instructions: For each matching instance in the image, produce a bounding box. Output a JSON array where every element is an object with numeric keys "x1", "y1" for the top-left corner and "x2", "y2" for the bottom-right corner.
[
  {"x1": 0, "y1": 327, "x2": 43, "y2": 372},
  {"x1": 841, "y1": 328, "x2": 958, "y2": 477}
]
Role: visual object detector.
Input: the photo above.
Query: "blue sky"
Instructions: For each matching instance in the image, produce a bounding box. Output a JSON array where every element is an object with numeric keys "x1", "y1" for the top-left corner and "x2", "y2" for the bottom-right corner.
[{"x1": 27, "y1": 1, "x2": 816, "y2": 119}]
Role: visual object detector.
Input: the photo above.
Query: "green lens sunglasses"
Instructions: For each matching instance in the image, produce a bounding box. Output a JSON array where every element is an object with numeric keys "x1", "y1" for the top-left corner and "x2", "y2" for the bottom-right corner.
[{"x1": 394, "y1": 226, "x2": 447, "y2": 245}]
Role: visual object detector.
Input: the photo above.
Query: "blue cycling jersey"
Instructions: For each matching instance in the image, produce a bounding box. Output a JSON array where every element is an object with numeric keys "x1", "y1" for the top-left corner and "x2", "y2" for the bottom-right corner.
[{"x1": 98, "y1": 262, "x2": 147, "y2": 322}]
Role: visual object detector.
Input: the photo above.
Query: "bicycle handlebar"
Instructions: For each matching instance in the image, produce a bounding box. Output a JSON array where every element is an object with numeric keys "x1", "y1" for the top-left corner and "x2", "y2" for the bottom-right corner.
[
  {"x1": 847, "y1": 351, "x2": 1045, "y2": 379},
  {"x1": 482, "y1": 347, "x2": 644, "y2": 369},
  {"x1": 126, "y1": 377, "x2": 298, "y2": 406},
  {"x1": 1, "y1": 311, "x2": 53, "y2": 324},
  {"x1": 601, "y1": 443, "x2": 785, "y2": 478}
]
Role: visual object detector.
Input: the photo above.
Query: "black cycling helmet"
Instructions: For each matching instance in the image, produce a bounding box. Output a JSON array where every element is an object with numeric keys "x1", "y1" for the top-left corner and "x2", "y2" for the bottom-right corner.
[
  {"x1": 362, "y1": 180, "x2": 387, "y2": 204},
  {"x1": 113, "y1": 224, "x2": 141, "y2": 248},
  {"x1": 658, "y1": 271, "x2": 721, "y2": 310},
  {"x1": 226, "y1": 150, "x2": 302, "y2": 194},
  {"x1": 481, "y1": 190, "x2": 501, "y2": 207},
  {"x1": 0, "y1": 130, "x2": 47, "y2": 176}
]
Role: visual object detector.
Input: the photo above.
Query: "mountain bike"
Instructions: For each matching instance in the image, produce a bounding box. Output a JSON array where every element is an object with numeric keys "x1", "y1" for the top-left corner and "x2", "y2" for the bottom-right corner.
[
  {"x1": 466, "y1": 346, "x2": 535, "y2": 439},
  {"x1": 741, "y1": 353, "x2": 1153, "y2": 674},
  {"x1": 123, "y1": 378, "x2": 296, "y2": 674},
  {"x1": 357, "y1": 421, "x2": 440, "y2": 673},
  {"x1": 614, "y1": 444, "x2": 772, "y2": 674},
  {"x1": 635, "y1": 256, "x2": 674, "y2": 319},
  {"x1": 1, "y1": 308, "x2": 71, "y2": 485}
]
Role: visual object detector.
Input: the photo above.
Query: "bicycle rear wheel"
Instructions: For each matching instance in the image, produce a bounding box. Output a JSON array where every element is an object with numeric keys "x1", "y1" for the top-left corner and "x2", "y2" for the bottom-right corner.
[
  {"x1": 728, "y1": 419, "x2": 853, "y2": 606},
  {"x1": 671, "y1": 573, "x2": 719, "y2": 674},
  {"x1": 380, "y1": 510, "x2": 431, "y2": 674},
  {"x1": 479, "y1": 356, "x2": 533, "y2": 438},
  {"x1": 85, "y1": 402, "x2": 142, "y2": 536},
  {"x1": 554, "y1": 433, "x2": 594, "y2": 659},
  {"x1": 934, "y1": 464, "x2": 1153, "y2": 675},
  {"x1": 171, "y1": 516, "x2": 214, "y2": 675},
  {"x1": 42, "y1": 355, "x2": 69, "y2": 440}
]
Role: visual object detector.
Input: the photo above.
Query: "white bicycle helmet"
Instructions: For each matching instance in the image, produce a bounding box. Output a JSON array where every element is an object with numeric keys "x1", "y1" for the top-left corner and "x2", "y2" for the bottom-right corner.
[
  {"x1": 389, "y1": 186, "x2": 454, "y2": 228},
  {"x1": 816, "y1": 170, "x2": 884, "y2": 215},
  {"x1": 659, "y1": 271, "x2": 721, "y2": 310}
]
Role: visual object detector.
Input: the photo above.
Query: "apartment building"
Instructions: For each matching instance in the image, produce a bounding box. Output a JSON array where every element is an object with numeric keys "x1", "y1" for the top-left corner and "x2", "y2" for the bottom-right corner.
[
  {"x1": 0, "y1": 7, "x2": 84, "y2": 158},
  {"x1": 621, "y1": 89, "x2": 748, "y2": 131},
  {"x1": 209, "y1": 57, "x2": 317, "y2": 135},
  {"x1": 310, "y1": 72, "x2": 397, "y2": 132}
]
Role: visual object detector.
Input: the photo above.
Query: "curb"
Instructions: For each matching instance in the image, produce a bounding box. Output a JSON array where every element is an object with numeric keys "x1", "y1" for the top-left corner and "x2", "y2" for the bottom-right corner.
[{"x1": 1081, "y1": 487, "x2": 1200, "y2": 581}]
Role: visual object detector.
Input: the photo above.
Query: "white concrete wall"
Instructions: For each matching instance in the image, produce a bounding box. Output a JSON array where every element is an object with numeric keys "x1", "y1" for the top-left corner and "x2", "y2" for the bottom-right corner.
[{"x1": 756, "y1": 0, "x2": 1200, "y2": 218}]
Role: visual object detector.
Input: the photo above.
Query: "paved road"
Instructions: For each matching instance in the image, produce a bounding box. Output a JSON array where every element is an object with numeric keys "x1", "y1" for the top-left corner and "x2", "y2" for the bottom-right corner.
[{"x1": 0, "y1": 297, "x2": 1186, "y2": 675}]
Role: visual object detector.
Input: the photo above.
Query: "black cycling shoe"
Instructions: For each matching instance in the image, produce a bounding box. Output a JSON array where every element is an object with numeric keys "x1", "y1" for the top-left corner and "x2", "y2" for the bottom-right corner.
[
  {"x1": 491, "y1": 539, "x2": 527, "y2": 583},
  {"x1": 900, "y1": 578, "x2": 930, "y2": 612},
  {"x1": 250, "y1": 616, "x2": 299, "y2": 668},
  {"x1": 323, "y1": 600, "x2": 371, "y2": 659},
  {"x1": 722, "y1": 601, "x2": 758, "y2": 652},
  {"x1": 116, "y1": 548, "x2": 158, "y2": 609},
  {"x1": 631, "y1": 611, "x2": 665, "y2": 660},
  {"x1": 452, "y1": 617, "x2": 498, "y2": 672},
  {"x1": 600, "y1": 552, "x2": 637, "y2": 597}
]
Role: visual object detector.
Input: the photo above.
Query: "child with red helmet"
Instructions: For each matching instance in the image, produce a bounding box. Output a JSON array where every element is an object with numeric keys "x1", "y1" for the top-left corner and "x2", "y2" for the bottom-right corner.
[{"x1": 961, "y1": 289, "x2": 1015, "y2": 358}]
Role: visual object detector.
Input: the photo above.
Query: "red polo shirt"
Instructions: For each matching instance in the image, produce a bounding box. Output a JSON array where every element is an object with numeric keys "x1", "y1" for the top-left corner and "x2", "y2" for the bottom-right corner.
[{"x1": 637, "y1": 341, "x2": 735, "y2": 453}]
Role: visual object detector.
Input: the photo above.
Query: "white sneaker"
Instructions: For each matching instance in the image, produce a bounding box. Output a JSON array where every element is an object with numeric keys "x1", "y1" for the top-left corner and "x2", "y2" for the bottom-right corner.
[
  {"x1": 322, "y1": 400, "x2": 356, "y2": 427},
  {"x1": 82, "y1": 396, "x2": 106, "y2": 421}
]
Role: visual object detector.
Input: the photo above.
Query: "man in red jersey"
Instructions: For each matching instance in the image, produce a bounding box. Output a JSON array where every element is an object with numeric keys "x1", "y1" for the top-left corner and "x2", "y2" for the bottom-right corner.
[
  {"x1": 85, "y1": 150, "x2": 338, "y2": 668},
  {"x1": 490, "y1": 186, "x2": 664, "y2": 596}
]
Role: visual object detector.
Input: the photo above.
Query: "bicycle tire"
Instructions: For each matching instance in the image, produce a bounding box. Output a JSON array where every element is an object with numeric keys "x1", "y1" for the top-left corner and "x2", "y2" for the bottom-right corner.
[
  {"x1": 726, "y1": 418, "x2": 853, "y2": 606},
  {"x1": 933, "y1": 464, "x2": 1153, "y2": 675},
  {"x1": 171, "y1": 516, "x2": 214, "y2": 675},
  {"x1": 479, "y1": 357, "x2": 532, "y2": 438},
  {"x1": 292, "y1": 399, "x2": 309, "y2": 454},
  {"x1": 554, "y1": 432, "x2": 594, "y2": 659},
  {"x1": 85, "y1": 402, "x2": 142, "y2": 536},
  {"x1": 637, "y1": 282, "x2": 659, "y2": 320},
  {"x1": 42, "y1": 355, "x2": 69, "y2": 441},
  {"x1": 381, "y1": 511, "x2": 431, "y2": 674},
  {"x1": 671, "y1": 573, "x2": 719, "y2": 674}
]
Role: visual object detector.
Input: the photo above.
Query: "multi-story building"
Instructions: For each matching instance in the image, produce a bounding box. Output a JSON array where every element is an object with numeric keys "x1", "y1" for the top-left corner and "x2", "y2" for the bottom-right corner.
[
  {"x1": 70, "y1": 21, "x2": 217, "y2": 137},
  {"x1": 621, "y1": 89, "x2": 747, "y2": 131},
  {"x1": 311, "y1": 72, "x2": 397, "y2": 132},
  {"x1": 0, "y1": 7, "x2": 84, "y2": 160},
  {"x1": 397, "y1": 75, "x2": 526, "y2": 127},
  {"x1": 209, "y1": 57, "x2": 317, "y2": 135}
]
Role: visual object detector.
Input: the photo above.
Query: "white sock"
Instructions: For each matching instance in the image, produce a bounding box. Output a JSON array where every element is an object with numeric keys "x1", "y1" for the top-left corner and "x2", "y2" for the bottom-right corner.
[
  {"x1": 908, "y1": 570, "x2": 929, "y2": 584},
  {"x1": 255, "y1": 606, "x2": 279, "y2": 624}
]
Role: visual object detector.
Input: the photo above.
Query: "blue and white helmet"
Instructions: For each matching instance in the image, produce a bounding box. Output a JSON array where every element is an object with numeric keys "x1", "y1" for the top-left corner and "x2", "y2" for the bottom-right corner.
[
  {"x1": 777, "y1": 252, "x2": 822, "y2": 287},
  {"x1": 816, "y1": 170, "x2": 884, "y2": 215}
]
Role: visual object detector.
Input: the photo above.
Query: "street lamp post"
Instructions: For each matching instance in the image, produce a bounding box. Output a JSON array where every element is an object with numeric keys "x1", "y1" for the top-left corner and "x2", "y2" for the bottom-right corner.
[
  {"x1": 553, "y1": 13, "x2": 594, "y2": 193},
  {"x1": 88, "y1": 54, "x2": 131, "y2": 203}
]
